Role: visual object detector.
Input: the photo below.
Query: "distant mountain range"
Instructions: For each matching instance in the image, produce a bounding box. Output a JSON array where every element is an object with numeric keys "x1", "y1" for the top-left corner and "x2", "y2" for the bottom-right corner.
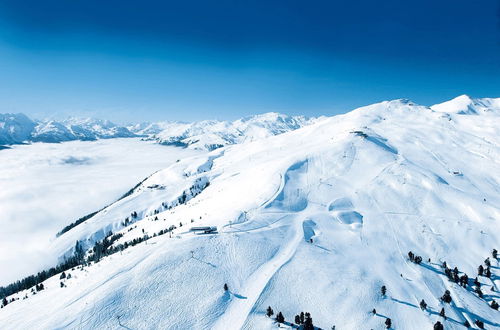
[
  {"x1": 0, "y1": 112, "x2": 318, "y2": 150},
  {"x1": 135, "y1": 112, "x2": 319, "y2": 150},
  {"x1": 0, "y1": 115, "x2": 136, "y2": 146},
  {"x1": 1, "y1": 95, "x2": 498, "y2": 150}
]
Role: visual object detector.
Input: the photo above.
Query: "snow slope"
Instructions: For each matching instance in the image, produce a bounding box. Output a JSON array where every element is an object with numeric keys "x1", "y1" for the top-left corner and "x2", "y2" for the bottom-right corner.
[{"x1": 1, "y1": 97, "x2": 499, "y2": 330}]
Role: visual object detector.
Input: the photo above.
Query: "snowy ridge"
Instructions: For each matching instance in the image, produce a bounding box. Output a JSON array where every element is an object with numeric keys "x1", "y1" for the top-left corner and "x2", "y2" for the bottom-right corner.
[
  {"x1": 0, "y1": 113, "x2": 36, "y2": 145},
  {"x1": 431, "y1": 95, "x2": 500, "y2": 115},
  {"x1": 0, "y1": 114, "x2": 136, "y2": 145},
  {"x1": 1, "y1": 97, "x2": 499, "y2": 329},
  {"x1": 140, "y1": 112, "x2": 320, "y2": 150},
  {"x1": 0, "y1": 112, "x2": 317, "y2": 149}
]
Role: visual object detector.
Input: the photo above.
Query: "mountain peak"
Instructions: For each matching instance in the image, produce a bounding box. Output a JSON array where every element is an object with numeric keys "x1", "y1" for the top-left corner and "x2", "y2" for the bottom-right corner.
[
  {"x1": 0, "y1": 113, "x2": 136, "y2": 145},
  {"x1": 431, "y1": 95, "x2": 499, "y2": 115}
]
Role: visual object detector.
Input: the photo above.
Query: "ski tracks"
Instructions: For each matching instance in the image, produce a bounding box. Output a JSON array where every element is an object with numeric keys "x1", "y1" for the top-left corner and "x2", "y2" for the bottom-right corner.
[{"x1": 212, "y1": 214, "x2": 303, "y2": 330}]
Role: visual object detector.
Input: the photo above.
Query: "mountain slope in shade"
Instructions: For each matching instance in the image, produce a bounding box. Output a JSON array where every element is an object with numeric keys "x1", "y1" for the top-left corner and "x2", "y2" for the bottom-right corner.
[
  {"x1": 31, "y1": 121, "x2": 76, "y2": 143},
  {"x1": 0, "y1": 113, "x2": 37, "y2": 145},
  {"x1": 1, "y1": 97, "x2": 499, "y2": 329}
]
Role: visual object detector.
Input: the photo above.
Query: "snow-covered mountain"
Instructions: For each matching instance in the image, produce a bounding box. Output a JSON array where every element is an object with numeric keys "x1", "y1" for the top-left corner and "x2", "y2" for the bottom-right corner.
[
  {"x1": 1, "y1": 96, "x2": 499, "y2": 330},
  {"x1": 0, "y1": 113, "x2": 37, "y2": 145},
  {"x1": 127, "y1": 121, "x2": 174, "y2": 136},
  {"x1": 431, "y1": 94, "x2": 500, "y2": 115},
  {"x1": 0, "y1": 112, "x2": 316, "y2": 149},
  {"x1": 133, "y1": 112, "x2": 319, "y2": 150},
  {"x1": 0, "y1": 115, "x2": 136, "y2": 145},
  {"x1": 60, "y1": 117, "x2": 138, "y2": 140}
]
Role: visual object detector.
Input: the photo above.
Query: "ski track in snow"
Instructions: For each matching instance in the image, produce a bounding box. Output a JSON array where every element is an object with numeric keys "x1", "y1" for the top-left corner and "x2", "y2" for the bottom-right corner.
[{"x1": 213, "y1": 214, "x2": 303, "y2": 330}]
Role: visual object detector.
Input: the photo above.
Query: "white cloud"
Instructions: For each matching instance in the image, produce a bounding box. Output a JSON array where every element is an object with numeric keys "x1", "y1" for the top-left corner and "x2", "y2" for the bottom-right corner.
[{"x1": 0, "y1": 138, "x2": 201, "y2": 285}]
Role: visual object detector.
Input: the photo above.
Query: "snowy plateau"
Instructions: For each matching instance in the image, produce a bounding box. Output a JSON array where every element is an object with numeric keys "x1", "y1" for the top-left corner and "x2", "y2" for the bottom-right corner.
[{"x1": 0, "y1": 95, "x2": 499, "y2": 330}]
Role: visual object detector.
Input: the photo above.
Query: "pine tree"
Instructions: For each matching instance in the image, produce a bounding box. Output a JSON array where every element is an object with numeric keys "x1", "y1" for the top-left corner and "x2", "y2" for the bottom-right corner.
[
  {"x1": 444, "y1": 267, "x2": 452, "y2": 280},
  {"x1": 295, "y1": 315, "x2": 300, "y2": 324},
  {"x1": 304, "y1": 313, "x2": 314, "y2": 330},
  {"x1": 419, "y1": 299, "x2": 427, "y2": 310},
  {"x1": 475, "y1": 320, "x2": 484, "y2": 329},
  {"x1": 475, "y1": 287, "x2": 483, "y2": 298},
  {"x1": 441, "y1": 290, "x2": 452, "y2": 303},
  {"x1": 464, "y1": 320, "x2": 471, "y2": 328},
  {"x1": 2, "y1": 297, "x2": 7, "y2": 307},
  {"x1": 493, "y1": 248, "x2": 498, "y2": 259},
  {"x1": 74, "y1": 240, "x2": 85, "y2": 262},
  {"x1": 439, "y1": 307, "x2": 446, "y2": 319},
  {"x1": 485, "y1": 267, "x2": 491, "y2": 278},
  {"x1": 60, "y1": 272, "x2": 66, "y2": 279},
  {"x1": 478, "y1": 265, "x2": 484, "y2": 276},
  {"x1": 300, "y1": 312, "x2": 305, "y2": 324},
  {"x1": 266, "y1": 306, "x2": 274, "y2": 317},
  {"x1": 385, "y1": 318, "x2": 392, "y2": 329},
  {"x1": 460, "y1": 274, "x2": 468, "y2": 288},
  {"x1": 408, "y1": 251, "x2": 414, "y2": 261},
  {"x1": 433, "y1": 321, "x2": 444, "y2": 330},
  {"x1": 276, "y1": 311, "x2": 285, "y2": 323},
  {"x1": 223, "y1": 283, "x2": 228, "y2": 291},
  {"x1": 381, "y1": 285, "x2": 387, "y2": 296},
  {"x1": 484, "y1": 257, "x2": 491, "y2": 267},
  {"x1": 372, "y1": 308, "x2": 377, "y2": 314},
  {"x1": 491, "y1": 300, "x2": 499, "y2": 310}
]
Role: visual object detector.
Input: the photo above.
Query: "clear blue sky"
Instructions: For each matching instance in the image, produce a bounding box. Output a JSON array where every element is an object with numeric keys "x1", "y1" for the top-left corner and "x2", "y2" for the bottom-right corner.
[{"x1": 0, "y1": 0, "x2": 498, "y2": 122}]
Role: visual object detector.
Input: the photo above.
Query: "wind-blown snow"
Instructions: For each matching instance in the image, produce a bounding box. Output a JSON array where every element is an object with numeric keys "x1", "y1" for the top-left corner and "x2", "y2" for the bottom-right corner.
[{"x1": 1, "y1": 97, "x2": 499, "y2": 330}]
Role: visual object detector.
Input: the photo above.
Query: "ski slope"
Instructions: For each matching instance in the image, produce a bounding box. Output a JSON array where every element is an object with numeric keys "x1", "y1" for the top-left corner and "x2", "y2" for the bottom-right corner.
[{"x1": 1, "y1": 96, "x2": 499, "y2": 329}]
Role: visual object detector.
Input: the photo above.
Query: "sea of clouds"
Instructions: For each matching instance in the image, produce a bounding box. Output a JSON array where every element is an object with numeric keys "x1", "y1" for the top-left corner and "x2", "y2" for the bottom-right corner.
[{"x1": 0, "y1": 138, "x2": 200, "y2": 285}]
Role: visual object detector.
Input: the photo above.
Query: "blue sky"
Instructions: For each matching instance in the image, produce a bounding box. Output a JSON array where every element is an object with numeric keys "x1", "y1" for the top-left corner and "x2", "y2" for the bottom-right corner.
[{"x1": 0, "y1": 0, "x2": 498, "y2": 122}]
